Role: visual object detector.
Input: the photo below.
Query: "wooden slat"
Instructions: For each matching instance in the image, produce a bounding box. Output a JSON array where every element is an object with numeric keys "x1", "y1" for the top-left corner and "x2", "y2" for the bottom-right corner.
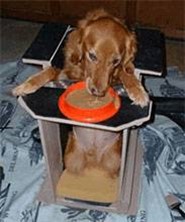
[{"x1": 38, "y1": 120, "x2": 63, "y2": 202}]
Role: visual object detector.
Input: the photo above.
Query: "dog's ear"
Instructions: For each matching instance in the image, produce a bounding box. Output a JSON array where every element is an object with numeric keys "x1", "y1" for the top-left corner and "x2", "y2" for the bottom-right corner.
[
  {"x1": 123, "y1": 32, "x2": 137, "y2": 70},
  {"x1": 65, "y1": 29, "x2": 83, "y2": 65}
]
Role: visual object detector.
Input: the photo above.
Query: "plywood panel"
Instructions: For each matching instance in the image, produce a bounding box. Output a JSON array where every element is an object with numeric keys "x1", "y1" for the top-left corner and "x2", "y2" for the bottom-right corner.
[
  {"x1": 1, "y1": 0, "x2": 51, "y2": 14},
  {"x1": 56, "y1": 0, "x2": 127, "y2": 25},
  {"x1": 0, "y1": 0, "x2": 53, "y2": 21},
  {"x1": 0, "y1": 0, "x2": 127, "y2": 24},
  {"x1": 136, "y1": 0, "x2": 184, "y2": 30}
]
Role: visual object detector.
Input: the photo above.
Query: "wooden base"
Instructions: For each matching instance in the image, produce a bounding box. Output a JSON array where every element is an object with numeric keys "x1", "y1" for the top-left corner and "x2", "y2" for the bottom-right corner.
[
  {"x1": 56, "y1": 168, "x2": 118, "y2": 203},
  {"x1": 37, "y1": 129, "x2": 143, "y2": 215}
]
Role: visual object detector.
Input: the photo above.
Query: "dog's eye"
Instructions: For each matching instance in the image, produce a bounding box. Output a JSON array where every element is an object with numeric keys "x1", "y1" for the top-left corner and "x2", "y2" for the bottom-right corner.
[
  {"x1": 88, "y1": 52, "x2": 97, "y2": 62},
  {"x1": 112, "y1": 58, "x2": 121, "y2": 66}
]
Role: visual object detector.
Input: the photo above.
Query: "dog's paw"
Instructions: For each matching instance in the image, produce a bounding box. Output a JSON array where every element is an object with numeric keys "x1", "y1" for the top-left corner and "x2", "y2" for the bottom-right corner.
[
  {"x1": 127, "y1": 86, "x2": 149, "y2": 108},
  {"x1": 12, "y1": 82, "x2": 37, "y2": 96}
]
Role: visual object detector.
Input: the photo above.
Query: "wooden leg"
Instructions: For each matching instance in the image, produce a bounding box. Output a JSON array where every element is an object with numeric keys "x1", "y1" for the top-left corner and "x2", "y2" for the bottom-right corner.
[
  {"x1": 118, "y1": 129, "x2": 129, "y2": 200},
  {"x1": 120, "y1": 129, "x2": 143, "y2": 214},
  {"x1": 37, "y1": 120, "x2": 63, "y2": 203}
]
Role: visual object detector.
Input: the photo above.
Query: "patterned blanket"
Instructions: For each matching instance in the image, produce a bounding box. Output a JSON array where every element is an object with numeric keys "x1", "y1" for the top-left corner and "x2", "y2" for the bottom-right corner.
[{"x1": 0, "y1": 61, "x2": 185, "y2": 222}]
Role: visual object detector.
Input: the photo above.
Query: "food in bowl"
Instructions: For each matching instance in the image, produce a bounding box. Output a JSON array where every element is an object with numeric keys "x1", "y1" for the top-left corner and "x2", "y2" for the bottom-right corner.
[{"x1": 66, "y1": 88, "x2": 113, "y2": 109}]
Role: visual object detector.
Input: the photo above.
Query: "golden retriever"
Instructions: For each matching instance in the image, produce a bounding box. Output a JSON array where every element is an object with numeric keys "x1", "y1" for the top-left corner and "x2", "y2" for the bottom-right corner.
[{"x1": 13, "y1": 9, "x2": 149, "y2": 177}]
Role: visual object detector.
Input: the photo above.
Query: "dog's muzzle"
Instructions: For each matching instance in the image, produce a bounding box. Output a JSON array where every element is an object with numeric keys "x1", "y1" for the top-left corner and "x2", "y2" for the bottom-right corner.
[{"x1": 86, "y1": 77, "x2": 107, "y2": 97}]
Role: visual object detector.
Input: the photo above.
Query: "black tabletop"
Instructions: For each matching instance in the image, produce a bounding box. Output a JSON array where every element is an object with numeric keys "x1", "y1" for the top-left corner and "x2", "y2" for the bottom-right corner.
[{"x1": 21, "y1": 87, "x2": 151, "y2": 130}]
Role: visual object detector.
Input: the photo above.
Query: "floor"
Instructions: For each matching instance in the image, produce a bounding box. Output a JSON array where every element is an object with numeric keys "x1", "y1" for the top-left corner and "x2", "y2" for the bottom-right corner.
[{"x1": 1, "y1": 18, "x2": 185, "y2": 73}]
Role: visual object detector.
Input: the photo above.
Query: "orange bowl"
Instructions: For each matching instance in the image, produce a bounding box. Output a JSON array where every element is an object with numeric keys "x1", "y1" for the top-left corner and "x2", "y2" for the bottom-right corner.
[{"x1": 58, "y1": 81, "x2": 121, "y2": 123}]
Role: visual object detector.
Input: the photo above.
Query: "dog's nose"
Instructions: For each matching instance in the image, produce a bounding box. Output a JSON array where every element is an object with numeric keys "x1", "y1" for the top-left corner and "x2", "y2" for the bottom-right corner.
[
  {"x1": 86, "y1": 77, "x2": 106, "y2": 97},
  {"x1": 91, "y1": 87, "x2": 105, "y2": 97}
]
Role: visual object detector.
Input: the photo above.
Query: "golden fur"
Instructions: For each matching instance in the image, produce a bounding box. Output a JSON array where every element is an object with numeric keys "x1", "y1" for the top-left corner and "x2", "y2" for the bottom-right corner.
[
  {"x1": 13, "y1": 9, "x2": 149, "y2": 177},
  {"x1": 13, "y1": 9, "x2": 149, "y2": 106},
  {"x1": 64, "y1": 127, "x2": 121, "y2": 178}
]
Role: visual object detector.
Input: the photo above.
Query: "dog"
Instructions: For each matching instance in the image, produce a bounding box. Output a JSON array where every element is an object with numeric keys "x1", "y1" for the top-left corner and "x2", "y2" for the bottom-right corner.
[{"x1": 13, "y1": 9, "x2": 149, "y2": 177}]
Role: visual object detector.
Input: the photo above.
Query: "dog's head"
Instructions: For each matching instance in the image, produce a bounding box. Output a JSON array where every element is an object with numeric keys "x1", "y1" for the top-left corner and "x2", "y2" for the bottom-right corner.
[{"x1": 68, "y1": 10, "x2": 137, "y2": 96}]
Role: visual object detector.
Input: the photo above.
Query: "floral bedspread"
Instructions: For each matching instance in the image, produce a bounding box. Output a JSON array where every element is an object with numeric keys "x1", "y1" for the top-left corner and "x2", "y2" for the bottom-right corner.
[{"x1": 0, "y1": 61, "x2": 185, "y2": 222}]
